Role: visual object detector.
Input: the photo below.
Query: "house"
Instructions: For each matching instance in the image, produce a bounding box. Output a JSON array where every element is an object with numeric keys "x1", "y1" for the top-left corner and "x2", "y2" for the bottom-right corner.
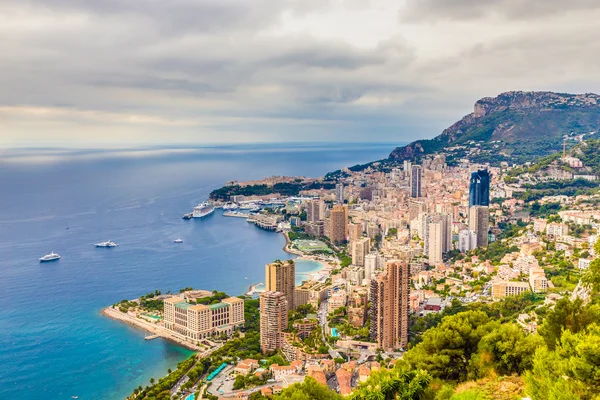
[
  {"x1": 235, "y1": 359, "x2": 259, "y2": 375},
  {"x1": 260, "y1": 387, "x2": 273, "y2": 397},
  {"x1": 270, "y1": 364, "x2": 296, "y2": 381}
]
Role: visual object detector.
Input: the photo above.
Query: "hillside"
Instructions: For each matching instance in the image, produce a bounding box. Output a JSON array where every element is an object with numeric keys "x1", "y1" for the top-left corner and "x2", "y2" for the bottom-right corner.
[{"x1": 390, "y1": 91, "x2": 600, "y2": 165}]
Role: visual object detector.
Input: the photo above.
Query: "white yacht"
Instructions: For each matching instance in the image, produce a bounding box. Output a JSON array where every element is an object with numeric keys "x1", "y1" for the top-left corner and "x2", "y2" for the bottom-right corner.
[
  {"x1": 95, "y1": 240, "x2": 118, "y2": 248},
  {"x1": 238, "y1": 202, "x2": 259, "y2": 210},
  {"x1": 173, "y1": 238, "x2": 183, "y2": 243},
  {"x1": 222, "y1": 202, "x2": 239, "y2": 210},
  {"x1": 40, "y1": 252, "x2": 61, "y2": 262},
  {"x1": 192, "y1": 202, "x2": 215, "y2": 218}
]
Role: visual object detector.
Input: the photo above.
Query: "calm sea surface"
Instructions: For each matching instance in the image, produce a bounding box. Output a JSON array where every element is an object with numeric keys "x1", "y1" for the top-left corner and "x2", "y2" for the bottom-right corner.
[{"x1": 0, "y1": 143, "x2": 397, "y2": 399}]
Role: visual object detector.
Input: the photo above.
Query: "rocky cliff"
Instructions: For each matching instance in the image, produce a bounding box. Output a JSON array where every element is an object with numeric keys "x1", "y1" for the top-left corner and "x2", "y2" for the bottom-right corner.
[{"x1": 390, "y1": 91, "x2": 600, "y2": 164}]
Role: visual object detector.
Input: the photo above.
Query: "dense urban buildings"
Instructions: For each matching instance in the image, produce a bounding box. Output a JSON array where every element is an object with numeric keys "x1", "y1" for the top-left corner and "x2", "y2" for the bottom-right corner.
[
  {"x1": 265, "y1": 260, "x2": 296, "y2": 310},
  {"x1": 469, "y1": 169, "x2": 490, "y2": 207},
  {"x1": 259, "y1": 291, "x2": 289, "y2": 353},
  {"x1": 410, "y1": 165, "x2": 422, "y2": 198},
  {"x1": 369, "y1": 261, "x2": 410, "y2": 351},
  {"x1": 163, "y1": 296, "x2": 244, "y2": 340}
]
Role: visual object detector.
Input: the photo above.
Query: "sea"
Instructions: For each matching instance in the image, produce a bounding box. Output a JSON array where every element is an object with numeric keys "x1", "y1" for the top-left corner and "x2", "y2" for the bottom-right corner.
[{"x1": 0, "y1": 142, "x2": 398, "y2": 400}]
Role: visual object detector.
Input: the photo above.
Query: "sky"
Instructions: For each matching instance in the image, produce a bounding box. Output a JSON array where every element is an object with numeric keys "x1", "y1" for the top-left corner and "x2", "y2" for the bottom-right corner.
[{"x1": 2, "y1": 0, "x2": 600, "y2": 148}]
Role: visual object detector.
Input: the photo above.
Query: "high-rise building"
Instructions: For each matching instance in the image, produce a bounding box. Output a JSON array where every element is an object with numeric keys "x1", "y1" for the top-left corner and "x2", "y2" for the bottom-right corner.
[
  {"x1": 351, "y1": 237, "x2": 370, "y2": 266},
  {"x1": 428, "y1": 221, "x2": 443, "y2": 264},
  {"x1": 335, "y1": 183, "x2": 345, "y2": 204},
  {"x1": 265, "y1": 259, "x2": 296, "y2": 310},
  {"x1": 410, "y1": 165, "x2": 422, "y2": 198},
  {"x1": 469, "y1": 206, "x2": 489, "y2": 247},
  {"x1": 408, "y1": 199, "x2": 427, "y2": 221},
  {"x1": 469, "y1": 169, "x2": 490, "y2": 207},
  {"x1": 369, "y1": 261, "x2": 410, "y2": 351},
  {"x1": 329, "y1": 205, "x2": 348, "y2": 244},
  {"x1": 350, "y1": 222, "x2": 363, "y2": 242},
  {"x1": 458, "y1": 229, "x2": 477, "y2": 252},
  {"x1": 306, "y1": 199, "x2": 325, "y2": 223},
  {"x1": 163, "y1": 296, "x2": 245, "y2": 340},
  {"x1": 259, "y1": 291, "x2": 288, "y2": 353},
  {"x1": 364, "y1": 253, "x2": 383, "y2": 280}
]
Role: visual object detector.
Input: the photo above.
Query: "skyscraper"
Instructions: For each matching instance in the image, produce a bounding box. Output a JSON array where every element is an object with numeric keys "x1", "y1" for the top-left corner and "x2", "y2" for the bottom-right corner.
[
  {"x1": 306, "y1": 199, "x2": 325, "y2": 223},
  {"x1": 351, "y1": 237, "x2": 370, "y2": 266},
  {"x1": 427, "y1": 221, "x2": 443, "y2": 264},
  {"x1": 469, "y1": 169, "x2": 490, "y2": 207},
  {"x1": 458, "y1": 229, "x2": 477, "y2": 252},
  {"x1": 469, "y1": 206, "x2": 489, "y2": 248},
  {"x1": 265, "y1": 260, "x2": 296, "y2": 310},
  {"x1": 335, "y1": 183, "x2": 345, "y2": 203},
  {"x1": 410, "y1": 165, "x2": 422, "y2": 198},
  {"x1": 259, "y1": 291, "x2": 288, "y2": 353},
  {"x1": 369, "y1": 260, "x2": 410, "y2": 351},
  {"x1": 329, "y1": 204, "x2": 348, "y2": 244}
]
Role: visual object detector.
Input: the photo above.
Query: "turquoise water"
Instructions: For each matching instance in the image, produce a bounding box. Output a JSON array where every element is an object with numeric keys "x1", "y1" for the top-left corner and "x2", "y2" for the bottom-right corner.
[{"x1": 0, "y1": 143, "x2": 397, "y2": 399}]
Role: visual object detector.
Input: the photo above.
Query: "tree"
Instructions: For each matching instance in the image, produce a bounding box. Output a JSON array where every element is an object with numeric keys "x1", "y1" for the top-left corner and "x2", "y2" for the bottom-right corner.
[
  {"x1": 274, "y1": 377, "x2": 342, "y2": 399},
  {"x1": 537, "y1": 298, "x2": 600, "y2": 350},
  {"x1": 350, "y1": 367, "x2": 431, "y2": 400},
  {"x1": 469, "y1": 323, "x2": 543, "y2": 378},
  {"x1": 402, "y1": 311, "x2": 498, "y2": 381},
  {"x1": 526, "y1": 323, "x2": 600, "y2": 399}
]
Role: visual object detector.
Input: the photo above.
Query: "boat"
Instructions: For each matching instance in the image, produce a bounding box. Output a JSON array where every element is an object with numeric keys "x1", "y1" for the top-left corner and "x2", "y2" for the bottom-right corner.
[
  {"x1": 95, "y1": 240, "x2": 118, "y2": 248},
  {"x1": 222, "y1": 202, "x2": 239, "y2": 210},
  {"x1": 182, "y1": 212, "x2": 193, "y2": 219},
  {"x1": 239, "y1": 202, "x2": 259, "y2": 210},
  {"x1": 174, "y1": 238, "x2": 183, "y2": 243},
  {"x1": 192, "y1": 202, "x2": 215, "y2": 218},
  {"x1": 40, "y1": 252, "x2": 61, "y2": 262}
]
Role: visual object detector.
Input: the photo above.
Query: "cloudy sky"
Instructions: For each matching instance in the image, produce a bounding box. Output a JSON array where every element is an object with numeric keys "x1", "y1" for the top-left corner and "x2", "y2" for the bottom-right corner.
[{"x1": 2, "y1": 0, "x2": 600, "y2": 147}]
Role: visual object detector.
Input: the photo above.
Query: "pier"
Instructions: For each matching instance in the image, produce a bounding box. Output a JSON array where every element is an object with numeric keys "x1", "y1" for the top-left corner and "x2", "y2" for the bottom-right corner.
[
  {"x1": 223, "y1": 211, "x2": 249, "y2": 218},
  {"x1": 144, "y1": 334, "x2": 159, "y2": 340},
  {"x1": 245, "y1": 282, "x2": 263, "y2": 296}
]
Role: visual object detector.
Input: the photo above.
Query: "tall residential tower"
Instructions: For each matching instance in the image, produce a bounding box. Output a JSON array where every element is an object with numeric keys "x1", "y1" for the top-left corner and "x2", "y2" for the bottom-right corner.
[
  {"x1": 369, "y1": 261, "x2": 410, "y2": 351},
  {"x1": 265, "y1": 260, "x2": 296, "y2": 310}
]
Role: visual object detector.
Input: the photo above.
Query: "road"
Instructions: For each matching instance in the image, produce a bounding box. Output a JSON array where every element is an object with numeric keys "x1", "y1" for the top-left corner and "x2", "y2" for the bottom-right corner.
[{"x1": 318, "y1": 300, "x2": 342, "y2": 360}]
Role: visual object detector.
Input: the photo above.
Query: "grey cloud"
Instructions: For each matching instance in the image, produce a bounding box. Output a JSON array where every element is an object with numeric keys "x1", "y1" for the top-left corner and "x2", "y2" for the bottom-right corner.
[{"x1": 401, "y1": 0, "x2": 600, "y2": 22}]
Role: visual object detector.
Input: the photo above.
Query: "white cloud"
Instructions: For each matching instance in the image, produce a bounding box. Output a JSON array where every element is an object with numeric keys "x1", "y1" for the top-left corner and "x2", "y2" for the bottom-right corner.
[{"x1": 1, "y1": 0, "x2": 600, "y2": 147}]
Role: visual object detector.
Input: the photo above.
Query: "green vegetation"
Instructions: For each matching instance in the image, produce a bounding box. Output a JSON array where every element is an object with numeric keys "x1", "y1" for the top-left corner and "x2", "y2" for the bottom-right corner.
[
  {"x1": 132, "y1": 356, "x2": 196, "y2": 400},
  {"x1": 526, "y1": 323, "x2": 600, "y2": 399},
  {"x1": 209, "y1": 181, "x2": 336, "y2": 201},
  {"x1": 516, "y1": 178, "x2": 598, "y2": 202},
  {"x1": 350, "y1": 368, "x2": 431, "y2": 400},
  {"x1": 195, "y1": 291, "x2": 228, "y2": 305}
]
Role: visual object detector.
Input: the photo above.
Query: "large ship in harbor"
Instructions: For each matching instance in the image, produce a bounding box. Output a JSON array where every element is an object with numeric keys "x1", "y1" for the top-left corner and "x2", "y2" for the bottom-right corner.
[{"x1": 192, "y1": 202, "x2": 215, "y2": 218}]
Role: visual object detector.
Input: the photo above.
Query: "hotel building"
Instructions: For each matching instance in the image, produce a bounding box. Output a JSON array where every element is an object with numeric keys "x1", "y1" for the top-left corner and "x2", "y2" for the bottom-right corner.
[{"x1": 163, "y1": 296, "x2": 244, "y2": 340}]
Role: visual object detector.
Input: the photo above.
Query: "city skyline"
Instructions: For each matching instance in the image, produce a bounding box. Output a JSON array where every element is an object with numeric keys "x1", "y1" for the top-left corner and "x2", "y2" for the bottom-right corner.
[{"x1": 3, "y1": 1, "x2": 600, "y2": 147}]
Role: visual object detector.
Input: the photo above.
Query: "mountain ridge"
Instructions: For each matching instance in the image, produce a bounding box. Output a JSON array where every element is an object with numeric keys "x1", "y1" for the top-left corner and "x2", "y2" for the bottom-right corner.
[{"x1": 389, "y1": 91, "x2": 600, "y2": 164}]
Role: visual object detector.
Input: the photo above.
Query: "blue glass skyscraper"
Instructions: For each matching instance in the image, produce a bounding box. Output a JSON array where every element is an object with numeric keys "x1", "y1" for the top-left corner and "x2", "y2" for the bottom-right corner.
[{"x1": 469, "y1": 169, "x2": 490, "y2": 207}]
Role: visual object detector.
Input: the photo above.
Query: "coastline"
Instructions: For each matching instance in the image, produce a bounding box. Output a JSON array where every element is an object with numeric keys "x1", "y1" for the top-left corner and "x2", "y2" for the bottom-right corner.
[{"x1": 101, "y1": 306, "x2": 205, "y2": 352}]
